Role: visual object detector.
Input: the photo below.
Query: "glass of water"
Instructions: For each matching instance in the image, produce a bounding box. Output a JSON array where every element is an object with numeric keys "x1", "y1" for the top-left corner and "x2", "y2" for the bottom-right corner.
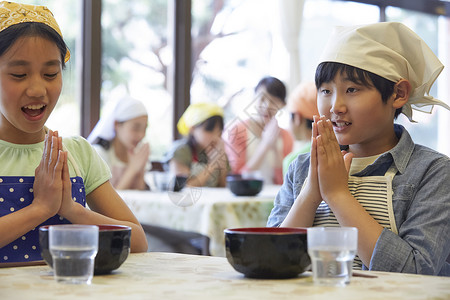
[
  {"x1": 49, "y1": 225, "x2": 99, "y2": 284},
  {"x1": 307, "y1": 227, "x2": 358, "y2": 286}
]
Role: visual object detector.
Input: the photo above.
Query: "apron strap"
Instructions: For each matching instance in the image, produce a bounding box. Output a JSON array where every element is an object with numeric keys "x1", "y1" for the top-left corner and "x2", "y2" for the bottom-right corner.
[{"x1": 384, "y1": 164, "x2": 398, "y2": 235}]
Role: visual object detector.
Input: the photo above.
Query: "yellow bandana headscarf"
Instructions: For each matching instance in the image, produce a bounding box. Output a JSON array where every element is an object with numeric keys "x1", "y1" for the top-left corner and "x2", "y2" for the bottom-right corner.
[
  {"x1": 0, "y1": 1, "x2": 70, "y2": 62},
  {"x1": 177, "y1": 102, "x2": 224, "y2": 136}
]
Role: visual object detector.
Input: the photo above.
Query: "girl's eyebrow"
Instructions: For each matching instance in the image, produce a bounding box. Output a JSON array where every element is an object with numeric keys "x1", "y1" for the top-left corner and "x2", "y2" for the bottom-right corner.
[
  {"x1": 6, "y1": 60, "x2": 29, "y2": 67},
  {"x1": 7, "y1": 60, "x2": 61, "y2": 67}
]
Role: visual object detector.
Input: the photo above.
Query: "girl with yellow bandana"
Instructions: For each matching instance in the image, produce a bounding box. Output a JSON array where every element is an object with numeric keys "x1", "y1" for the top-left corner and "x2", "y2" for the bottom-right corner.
[
  {"x1": 165, "y1": 102, "x2": 229, "y2": 187},
  {"x1": 0, "y1": 1, "x2": 148, "y2": 264}
]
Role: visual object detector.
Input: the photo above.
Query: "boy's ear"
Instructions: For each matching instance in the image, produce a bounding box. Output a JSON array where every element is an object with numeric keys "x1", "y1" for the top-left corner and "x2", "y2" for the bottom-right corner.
[{"x1": 392, "y1": 79, "x2": 411, "y2": 109}]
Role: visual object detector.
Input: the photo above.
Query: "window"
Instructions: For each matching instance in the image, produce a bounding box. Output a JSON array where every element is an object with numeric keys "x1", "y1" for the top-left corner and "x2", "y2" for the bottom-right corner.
[
  {"x1": 101, "y1": 0, "x2": 172, "y2": 159},
  {"x1": 385, "y1": 7, "x2": 450, "y2": 155},
  {"x1": 191, "y1": 0, "x2": 450, "y2": 155},
  {"x1": 13, "y1": 1, "x2": 449, "y2": 157}
]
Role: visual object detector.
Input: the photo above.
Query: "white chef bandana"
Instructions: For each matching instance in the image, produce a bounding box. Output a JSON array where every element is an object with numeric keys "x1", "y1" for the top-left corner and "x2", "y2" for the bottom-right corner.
[
  {"x1": 87, "y1": 97, "x2": 148, "y2": 143},
  {"x1": 319, "y1": 22, "x2": 450, "y2": 122}
]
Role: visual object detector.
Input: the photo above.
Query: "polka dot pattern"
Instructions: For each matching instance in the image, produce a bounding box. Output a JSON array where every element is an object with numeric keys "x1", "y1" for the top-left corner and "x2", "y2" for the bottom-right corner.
[{"x1": 0, "y1": 176, "x2": 86, "y2": 263}]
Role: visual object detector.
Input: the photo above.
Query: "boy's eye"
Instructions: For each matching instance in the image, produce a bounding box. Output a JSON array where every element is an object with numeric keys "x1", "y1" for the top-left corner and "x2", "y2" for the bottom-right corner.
[
  {"x1": 10, "y1": 73, "x2": 26, "y2": 79},
  {"x1": 347, "y1": 87, "x2": 358, "y2": 93},
  {"x1": 45, "y1": 72, "x2": 59, "y2": 78},
  {"x1": 320, "y1": 88, "x2": 331, "y2": 95}
]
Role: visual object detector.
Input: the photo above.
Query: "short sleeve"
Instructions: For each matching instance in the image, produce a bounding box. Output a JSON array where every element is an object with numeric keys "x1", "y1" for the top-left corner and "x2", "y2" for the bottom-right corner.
[
  {"x1": 164, "y1": 139, "x2": 193, "y2": 168},
  {"x1": 63, "y1": 136, "x2": 111, "y2": 195},
  {"x1": 91, "y1": 144, "x2": 110, "y2": 166}
]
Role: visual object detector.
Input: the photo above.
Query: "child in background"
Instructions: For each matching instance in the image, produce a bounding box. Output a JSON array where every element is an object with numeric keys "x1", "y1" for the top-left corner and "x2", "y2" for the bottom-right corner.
[
  {"x1": 0, "y1": 1, "x2": 147, "y2": 264},
  {"x1": 268, "y1": 22, "x2": 450, "y2": 276},
  {"x1": 88, "y1": 97, "x2": 150, "y2": 190},
  {"x1": 165, "y1": 102, "x2": 229, "y2": 187},
  {"x1": 223, "y1": 76, "x2": 293, "y2": 185},
  {"x1": 282, "y1": 81, "x2": 318, "y2": 176}
]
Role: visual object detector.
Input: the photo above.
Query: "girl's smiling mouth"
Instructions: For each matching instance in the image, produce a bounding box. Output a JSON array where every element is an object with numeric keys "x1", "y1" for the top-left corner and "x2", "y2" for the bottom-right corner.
[{"x1": 22, "y1": 104, "x2": 46, "y2": 119}]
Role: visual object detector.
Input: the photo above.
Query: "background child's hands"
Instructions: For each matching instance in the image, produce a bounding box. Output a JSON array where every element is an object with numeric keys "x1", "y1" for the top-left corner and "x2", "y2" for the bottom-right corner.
[
  {"x1": 206, "y1": 138, "x2": 228, "y2": 171},
  {"x1": 127, "y1": 142, "x2": 151, "y2": 174},
  {"x1": 32, "y1": 130, "x2": 65, "y2": 218},
  {"x1": 261, "y1": 117, "x2": 281, "y2": 149}
]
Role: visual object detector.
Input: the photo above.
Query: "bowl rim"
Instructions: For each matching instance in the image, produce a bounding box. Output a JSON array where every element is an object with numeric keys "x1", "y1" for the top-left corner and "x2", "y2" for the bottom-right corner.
[
  {"x1": 39, "y1": 224, "x2": 131, "y2": 232},
  {"x1": 226, "y1": 178, "x2": 263, "y2": 183},
  {"x1": 224, "y1": 227, "x2": 307, "y2": 235}
]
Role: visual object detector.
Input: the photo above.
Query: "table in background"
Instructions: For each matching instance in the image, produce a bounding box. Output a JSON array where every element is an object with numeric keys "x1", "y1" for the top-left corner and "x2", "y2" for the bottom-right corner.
[
  {"x1": 118, "y1": 185, "x2": 280, "y2": 256},
  {"x1": 1, "y1": 252, "x2": 449, "y2": 300}
]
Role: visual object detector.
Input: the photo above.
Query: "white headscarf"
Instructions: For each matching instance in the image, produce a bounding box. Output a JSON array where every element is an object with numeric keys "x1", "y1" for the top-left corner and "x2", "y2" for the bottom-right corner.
[
  {"x1": 319, "y1": 22, "x2": 450, "y2": 122},
  {"x1": 87, "y1": 97, "x2": 148, "y2": 143}
]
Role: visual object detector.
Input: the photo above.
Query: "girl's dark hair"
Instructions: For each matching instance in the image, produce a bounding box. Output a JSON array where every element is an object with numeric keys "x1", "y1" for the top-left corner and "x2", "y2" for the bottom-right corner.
[
  {"x1": 255, "y1": 76, "x2": 287, "y2": 104},
  {"x1": 0, "y1": 22, "x2": 68, "y2": 69},
  {"x1": 94, "y1": 120, "x2": 130, "y2": 150},
  {"x1": 187, "y1": 115, "x2": 224, "y2": 147},
  {"x1": 95, "y1": 138, "x2": 111, "y2": 150},
  {"x1": 315, "y1": 62, "x2": 401, "y2": 118}
]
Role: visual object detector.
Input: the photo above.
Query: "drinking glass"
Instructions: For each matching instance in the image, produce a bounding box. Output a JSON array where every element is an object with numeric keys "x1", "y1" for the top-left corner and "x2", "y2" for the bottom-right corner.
[
  {"x1": 49, "y1": 225, "x2": 99, "y2": 284},
  {"x1": 307, "y1": 227, "x2": 358, "y2": 286}
]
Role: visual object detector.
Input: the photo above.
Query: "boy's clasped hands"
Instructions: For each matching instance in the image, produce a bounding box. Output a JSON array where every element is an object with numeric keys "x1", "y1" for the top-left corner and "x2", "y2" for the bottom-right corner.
[
  {"x1": 307, "y1": 115, "x2": 354, "y2": 207},
  {"x1": 33, "y1": 130, "x2": 76, "y2": 220}
]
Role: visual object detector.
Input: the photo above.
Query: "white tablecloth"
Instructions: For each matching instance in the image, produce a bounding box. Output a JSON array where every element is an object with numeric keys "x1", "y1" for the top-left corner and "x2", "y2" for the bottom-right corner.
[
  {"x1": 1, "y1": 252, "x2": 449, "y2": 300},
  {"x1": 118, "y1": 185, "x2": 280, "y2": 256}
]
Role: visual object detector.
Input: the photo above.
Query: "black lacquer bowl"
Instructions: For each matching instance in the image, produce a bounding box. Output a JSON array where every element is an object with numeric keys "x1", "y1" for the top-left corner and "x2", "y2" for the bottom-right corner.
[
  {"x1": 224, "y1": 227, "x2": 310, "y2": 279},
  {"x1": 226, "y1": 175, "x2": 263, "y2": 196},
  {"x1": 39, "y1": 224, "x2": 131, "y2": 275}
]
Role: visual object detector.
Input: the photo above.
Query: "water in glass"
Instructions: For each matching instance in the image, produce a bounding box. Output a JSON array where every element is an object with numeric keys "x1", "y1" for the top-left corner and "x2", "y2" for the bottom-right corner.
[
  {"x1": 51, "y1": 246, "x2": 97, "y2": 284},
  {"x1": 309, "y1": 246, "x2": 356, "y2": 286}
]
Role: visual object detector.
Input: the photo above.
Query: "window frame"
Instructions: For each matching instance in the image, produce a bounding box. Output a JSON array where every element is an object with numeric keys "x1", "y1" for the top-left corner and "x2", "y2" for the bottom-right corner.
[{"x1": 80, "y1": 0, "x2": 449, "y2": 140}]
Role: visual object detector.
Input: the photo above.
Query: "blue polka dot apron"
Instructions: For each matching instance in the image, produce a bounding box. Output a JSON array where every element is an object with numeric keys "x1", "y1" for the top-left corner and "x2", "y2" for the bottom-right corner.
[{"x1": 0, "y1": 148, "x2": 86, "y2": 263}]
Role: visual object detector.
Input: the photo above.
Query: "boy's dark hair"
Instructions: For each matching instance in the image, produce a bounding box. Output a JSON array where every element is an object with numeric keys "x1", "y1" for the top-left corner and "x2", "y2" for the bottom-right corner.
[
  {"x1": 255, "y1": 76, "x2": 287, "y2": 104},
  {"x1": 0, "y1": 22, "x2": 68, "y2": 69},
  {"x1": 315, "y1": 62, "x2": 402, "y2": 118},
  {"x1": 187, "y1": 115, "x2": 224, "y2": 147}
]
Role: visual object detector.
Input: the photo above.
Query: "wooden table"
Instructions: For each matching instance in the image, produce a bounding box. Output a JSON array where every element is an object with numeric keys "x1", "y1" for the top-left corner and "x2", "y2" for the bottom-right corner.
[
  {"x1": 118, "y1": 185, "x2": 279, "y2": 256},
  {"x1": 0, "y1": 252, "x2": 449, "y2": 300}
]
